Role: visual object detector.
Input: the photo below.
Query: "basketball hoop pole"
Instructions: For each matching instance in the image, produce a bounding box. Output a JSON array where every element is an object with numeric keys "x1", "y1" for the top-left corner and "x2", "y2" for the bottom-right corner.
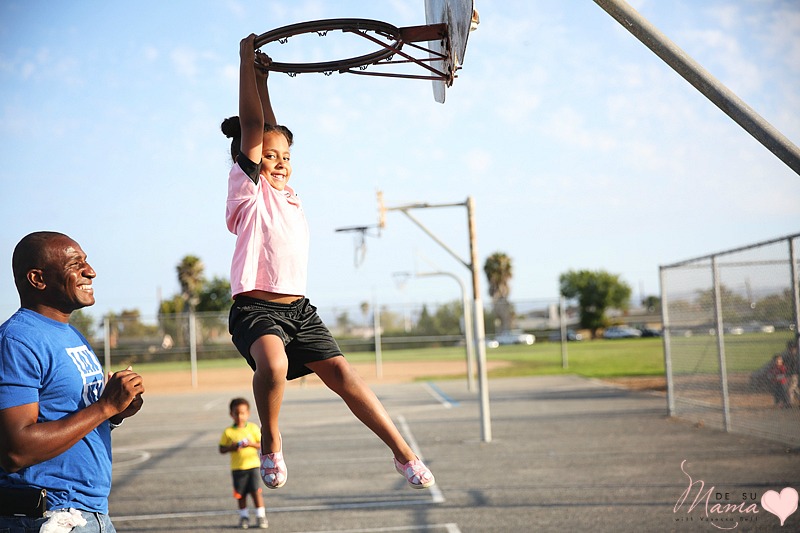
[
  {"x1": 413, "y1": 270, "x2": 476, "y2": 393},
  {"x1": 386, "y1": 196, "x2": 492, "y2": 443},
  {"x1": 593, "y1": 0, "x2": 800, "y2": 176}
]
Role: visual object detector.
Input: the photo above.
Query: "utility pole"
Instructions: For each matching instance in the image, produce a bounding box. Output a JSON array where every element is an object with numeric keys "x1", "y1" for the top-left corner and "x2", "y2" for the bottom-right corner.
[{"x1": 384, "y1": 195, "x2": 492, "y2": 442}]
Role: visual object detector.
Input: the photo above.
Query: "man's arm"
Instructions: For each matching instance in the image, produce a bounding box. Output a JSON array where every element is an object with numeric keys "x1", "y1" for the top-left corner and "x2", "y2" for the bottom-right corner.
[{"x1": 0, "y1": 367, "x2": 144, "y2": 472}]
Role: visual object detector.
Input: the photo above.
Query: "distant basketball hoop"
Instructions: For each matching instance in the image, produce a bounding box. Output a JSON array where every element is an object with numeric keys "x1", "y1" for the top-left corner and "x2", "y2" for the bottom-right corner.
[{"x1": 334, "y1": 224, "x2": 381, "y2": 268}]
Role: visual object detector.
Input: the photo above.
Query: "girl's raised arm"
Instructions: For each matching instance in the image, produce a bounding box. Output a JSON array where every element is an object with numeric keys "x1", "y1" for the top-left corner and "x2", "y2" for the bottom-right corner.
[
  {"x1": 255, "y1": 51, "x2": 277, "y2": 127},
  {"x1": 238, "y1": 34, "x2": 265, "y2": 164}
]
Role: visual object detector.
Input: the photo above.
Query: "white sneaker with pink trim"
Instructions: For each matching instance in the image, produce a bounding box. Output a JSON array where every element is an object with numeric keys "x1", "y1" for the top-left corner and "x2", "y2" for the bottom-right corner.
[
  {"x1": 260, "y1": 449, "x2": 287, "y2": 489},
  {"x1": 394, "y1": 457, "x2": 435, "y2": 489}
]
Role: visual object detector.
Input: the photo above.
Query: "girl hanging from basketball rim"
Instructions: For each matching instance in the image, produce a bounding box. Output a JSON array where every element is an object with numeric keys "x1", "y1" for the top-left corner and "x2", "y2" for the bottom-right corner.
[{"x1": 221, "y1": 34, "x2": 435, "y2": 490}]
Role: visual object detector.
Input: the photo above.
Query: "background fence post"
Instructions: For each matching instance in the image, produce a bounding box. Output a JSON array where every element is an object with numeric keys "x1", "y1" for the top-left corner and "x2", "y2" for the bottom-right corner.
[
  {"x1": 790, "y1": 237, "x2": 800, "y2": 351},
  {"x1": 373, "y1": 295, "x2": 382, "y2": 379},
  {"x1": 659, "y1": 267, "x2": 675, "y2": 416},
  {"x1": 711, "y1": 256, "x2": 732, "y2": 432},
  {"x1": 103, "y1": 315, "x2": 111, "y2": 372},
  {"x1": 189, "y1": 310, "x2": 198, "y2": 389},
  {"x1": 559, "y1": 296, "x2": 568, "y2": 369}
]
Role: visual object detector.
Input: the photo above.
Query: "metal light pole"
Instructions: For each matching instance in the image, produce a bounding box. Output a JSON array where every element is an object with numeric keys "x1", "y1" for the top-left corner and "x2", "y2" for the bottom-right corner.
[
  {"x1": 414, "y1": 270, "x2": 476, "y2": 392},
  {"x1": 385, "y1": 195, "x2": 492, "y2": 442},
  {"x1": 466, "y1": 197, "x2": 492, "y2": 443}
]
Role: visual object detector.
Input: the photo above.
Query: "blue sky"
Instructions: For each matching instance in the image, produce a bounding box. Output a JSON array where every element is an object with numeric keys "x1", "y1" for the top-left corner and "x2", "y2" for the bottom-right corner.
[{"x1": 1, "y1": 0, "x2": 798, "y2": 323}]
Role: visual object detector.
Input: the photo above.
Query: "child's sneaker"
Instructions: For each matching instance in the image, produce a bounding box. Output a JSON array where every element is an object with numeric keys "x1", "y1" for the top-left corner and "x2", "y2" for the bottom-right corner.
[
  {"x1": 257, "y1": 516, "x2": 268, "y2": 529},
  {"x1": 394, "y1": 457, "x2": 435, "y2": 489},
  {"x1": 239, "y1": 516, "x2": 249, "y2": 529},
  {"x1": 260, "y1": 449, "x2": 287, "y2": 489}
]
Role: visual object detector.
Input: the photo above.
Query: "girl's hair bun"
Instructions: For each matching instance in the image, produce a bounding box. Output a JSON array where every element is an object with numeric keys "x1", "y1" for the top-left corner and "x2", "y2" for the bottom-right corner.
[{"x1": 221, "y1": 116, "x2": 241, "y2": 139}]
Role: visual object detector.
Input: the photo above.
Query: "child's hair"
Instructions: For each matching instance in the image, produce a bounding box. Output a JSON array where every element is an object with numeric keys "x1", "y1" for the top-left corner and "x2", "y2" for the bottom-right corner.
[
  {"x1": 220, "y1": 116, "x2": 294, "y2": 162},
  {"x1": 229, "y1": 397, "x2": 250, "y2": 412}
]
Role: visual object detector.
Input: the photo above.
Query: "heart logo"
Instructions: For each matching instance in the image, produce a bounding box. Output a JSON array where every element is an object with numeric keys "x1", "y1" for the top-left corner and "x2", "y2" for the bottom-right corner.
[{"x1": 761, "y1": 487, "x2": 799, "y2": 526}]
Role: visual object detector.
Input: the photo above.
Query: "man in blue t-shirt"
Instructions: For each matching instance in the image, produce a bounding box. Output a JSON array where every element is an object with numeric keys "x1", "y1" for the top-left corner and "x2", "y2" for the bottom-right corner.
[{"x1": 0, "y1": 231, "x2": 145, "y2": 532}]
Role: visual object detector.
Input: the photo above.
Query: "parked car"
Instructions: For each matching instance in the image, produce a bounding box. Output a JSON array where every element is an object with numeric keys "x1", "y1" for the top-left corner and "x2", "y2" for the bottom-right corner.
[
  {"x1": 603, "y1": 326, "x2": 642, "y2": 339},
  {"x1": 640, "y1": 327, "x2": 662, "y2": 337},
  {"x1": 548, "y1": 329, "x2": 583, "y2": 342},
  {"x1": 495, "y1": 330, "x2": 536, "y2": 345}
]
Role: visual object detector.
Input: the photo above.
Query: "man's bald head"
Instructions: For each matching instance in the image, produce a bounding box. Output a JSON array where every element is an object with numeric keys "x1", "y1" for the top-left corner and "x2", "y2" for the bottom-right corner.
[{"x1": 12, "y1": 231, "x2": 71, "y2": 295}]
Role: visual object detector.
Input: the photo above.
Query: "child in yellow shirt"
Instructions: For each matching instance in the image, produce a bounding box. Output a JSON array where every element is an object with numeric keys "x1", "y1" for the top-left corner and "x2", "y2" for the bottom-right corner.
[{"x1": 219, "y1": 398, "x2": 267, "y2": 529}]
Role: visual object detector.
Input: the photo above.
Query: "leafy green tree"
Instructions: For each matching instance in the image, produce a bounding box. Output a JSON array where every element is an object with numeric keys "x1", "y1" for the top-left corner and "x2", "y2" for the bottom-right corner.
[
  {"x1": 197, "y1": 276, "x2": 232, "y2": 312},
  {"x1": 69, "y1": 309, "x2": 96, "y2": 341},
  {"x1": 484, "y1": 252, "x2": 514, "y2": 332},
  {"x1": 413, "y1": 301, "x2": 463, "y2": 336},
  {"x1": 432, "y1": 301, "x2": 463, "y2": 335},
  {"x1": 335, "y1": 310, "x2": 352, "y2": 332},
  {"x1": 160, "y1": 255, "x2": 225, "y2": 344},
  {"x1": 693, "y1": 285, "x2": 751, "y2": 323},
  {"x1": 377, "y1": 306, "x2": 406, "y2": 334},
  {"x1": 416, "y1": 305, "x2": 435, "y2": 336},
  {"x1": 753, "y1": 290, "x2": 793, "y2": 324},
  {"x1": 642, "y1": 295, "x2": 661, "y2": 312},
  {"x1": 559, "y1": 269, "x2": 632, "y2": 338},
  {"x1": 109, "y1": 309, "x2": 158, "y2": 338},
  {"x1": 158, "y1": 295, "x2": 186, "y2": 345},
  {"x1": 159, "y1": 295, "x2": 186, "y2": 315}
]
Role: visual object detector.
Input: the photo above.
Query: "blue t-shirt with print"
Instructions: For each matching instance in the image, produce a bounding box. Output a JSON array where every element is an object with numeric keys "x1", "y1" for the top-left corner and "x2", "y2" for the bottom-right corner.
[{"x1": 0, "y1": 308, "x2": 112, "y2": 513}]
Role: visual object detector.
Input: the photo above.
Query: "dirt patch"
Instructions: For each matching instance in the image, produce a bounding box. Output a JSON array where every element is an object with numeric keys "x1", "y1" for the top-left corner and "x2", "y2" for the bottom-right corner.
[
  {"x1": 141, "y1": 360, "x2": 510, "y2": 395},
  {"x1": 601, "y1": 376, "x2": 667, "y2": 392},
  {"x1": 141, "y1": 361, "x2": 672, "y2": 396}
]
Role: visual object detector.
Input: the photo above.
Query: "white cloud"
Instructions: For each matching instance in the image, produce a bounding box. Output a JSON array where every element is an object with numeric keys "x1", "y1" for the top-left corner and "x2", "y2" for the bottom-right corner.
[
  {"x1": 20, "y1": 62, "x2": 34, "y2": 79},
  {"x1": 544, "y1": 106, "x2": 617, "y2": 152},
  {"x1": 763, "y1": 8, "x2": 800, "y2": 73},
  {"x1": 225, "y1": 0, "x2": 245, "y2": 18},
  {"x1": 171, "y1": 48, "x2": 198, "y2": 77},
  {"x1": 707, "y1": 4, "x2": 740, "y2": 30},
  {"x1": 143, "y1": 46, "x2": 159, "y2": 62},
  {"x1": 221, "y1": 64, "x2": 237, "y2": 83},
  {"x1": 496, "y1": 90, "x2": 542, "y2": 126}
]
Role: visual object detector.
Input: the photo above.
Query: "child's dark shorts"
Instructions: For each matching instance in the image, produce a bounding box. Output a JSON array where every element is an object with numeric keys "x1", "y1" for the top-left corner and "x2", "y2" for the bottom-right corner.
[
  {"x1": 231, "y1": 467, "x2": 261, "y2": 499},
  {"x1": 229, "y1": 296, "x2": 344, "y2": 380}
]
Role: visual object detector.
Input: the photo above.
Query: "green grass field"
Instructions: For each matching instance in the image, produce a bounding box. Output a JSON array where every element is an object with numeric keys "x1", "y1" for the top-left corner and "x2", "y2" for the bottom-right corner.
[
  {"x1": 126, "y1": 333, "x2": 791, "y2": 382},
  {"x1": 128, "y1": 337, "x2": 669, "y2": 381}
]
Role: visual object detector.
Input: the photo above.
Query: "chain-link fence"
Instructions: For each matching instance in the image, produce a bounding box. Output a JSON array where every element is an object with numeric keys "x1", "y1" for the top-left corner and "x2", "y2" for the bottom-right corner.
[
  {"x1": 660, "y1": 233, "x2": 800, "y2": 446},
  {"x1": 77, "y1": 297, "x2": 578, "y2": 378}
]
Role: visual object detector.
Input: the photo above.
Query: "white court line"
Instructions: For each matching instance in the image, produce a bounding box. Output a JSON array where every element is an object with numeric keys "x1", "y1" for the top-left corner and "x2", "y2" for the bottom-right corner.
[
  {"x1": 396, "y1": 415, "x2": 444, "y2": 504},
  {"x1": 203, "y1": 397, "x2": 229, "y2": 411},
  {"x1": 115, "y1": 418, "x2": 445, "y2": 524},
  {"x1": 113, "y1": 498, "x2": 437, "y2": 522},
  {"x1": 423, "y1": 382, "x2": 456, "y2": 409},
  {"x1": 293, "y1": 523, "x2": 462, "y2": 533},
  {"x1": 115, "y1": 506, "x2": 462, "y2": 532},
  {"x1": 110, "y1": 449, "x2": 151, "y2": 468}
]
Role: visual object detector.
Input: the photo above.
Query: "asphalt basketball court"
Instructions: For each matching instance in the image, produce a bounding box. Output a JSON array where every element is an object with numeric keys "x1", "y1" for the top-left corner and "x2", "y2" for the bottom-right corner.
[
  {"x1": 109, "y1": 4, "x2": 800, "y2": 529},
  {"x1": 108, "y1": 374, "x2": 799, "y2": 532}
]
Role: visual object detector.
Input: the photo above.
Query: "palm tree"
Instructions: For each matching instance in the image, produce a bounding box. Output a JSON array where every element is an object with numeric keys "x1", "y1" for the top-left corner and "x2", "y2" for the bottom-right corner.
[
  {"x1": 484, "y1": 252, "x2": 513, "y2": 333},
  {"x1": 176, "y1": 255, "x2": 205, "y2": 309}
]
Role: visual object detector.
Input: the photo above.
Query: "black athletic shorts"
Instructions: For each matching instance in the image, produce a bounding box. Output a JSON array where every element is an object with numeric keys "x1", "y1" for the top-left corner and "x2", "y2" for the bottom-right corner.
[
  {"x1": 231, "y1": 467, "x2": 261, "y2": 499},
  {"x1": 229, "y1": 296, "x2": 344, "y2": 380}
]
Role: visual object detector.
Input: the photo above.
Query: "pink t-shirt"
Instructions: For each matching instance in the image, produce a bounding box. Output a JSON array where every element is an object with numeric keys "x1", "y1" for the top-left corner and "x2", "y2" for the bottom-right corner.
[{"x1": 226, "y1": 162, "x2": 309, "y2": 296}]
